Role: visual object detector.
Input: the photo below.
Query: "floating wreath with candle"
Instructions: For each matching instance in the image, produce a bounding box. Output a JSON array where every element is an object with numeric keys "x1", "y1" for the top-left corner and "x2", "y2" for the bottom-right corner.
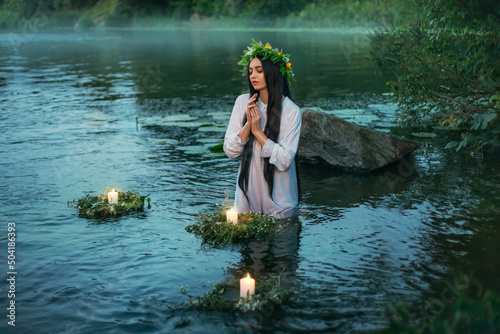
[
  {"x1": 185, "y1": 206, "x2": 281, "y2": 247},
  {"x1": 68, "y1": 188, "x2": 151, "y2": 218},
  {"x1": 180, "y1": 272, "x2": 295, "y2": 313}
]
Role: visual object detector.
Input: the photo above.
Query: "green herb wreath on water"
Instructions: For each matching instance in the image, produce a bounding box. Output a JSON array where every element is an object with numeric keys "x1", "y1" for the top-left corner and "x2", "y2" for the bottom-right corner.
[
  {"x1": 180, "y1": 272, "x2": 295, "y2": 313},
  {"x1": 68, "y1": 188, "x2": 151, "y2": 218},
  {"x1": 185, "y1": 205, "x2": 282, "y2": 247}
]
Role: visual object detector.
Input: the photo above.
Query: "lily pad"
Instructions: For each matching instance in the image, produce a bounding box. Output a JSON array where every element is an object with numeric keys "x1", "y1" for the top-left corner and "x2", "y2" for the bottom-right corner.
[
  {"x1": 209, "y1": 142, "x2": 224, "y2": 153},
  {"x1": 411, "y1": 132, "x2": 437, "y2": 138}
]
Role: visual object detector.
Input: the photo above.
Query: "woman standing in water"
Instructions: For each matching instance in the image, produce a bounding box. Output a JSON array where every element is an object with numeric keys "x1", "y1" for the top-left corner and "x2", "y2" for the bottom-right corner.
[{"x1": 224, "y1": 40, "x2": 301, "y2": 219}]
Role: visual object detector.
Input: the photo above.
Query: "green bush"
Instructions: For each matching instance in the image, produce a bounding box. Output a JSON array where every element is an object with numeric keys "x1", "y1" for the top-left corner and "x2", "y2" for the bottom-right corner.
[
  {"x1": 50, "y1": 10, "x2": 81, "y2": 27},
  {"x1": 370, "y1": 0, "x2": 500, "y2": 155},
  {"x1": 296, "y1": 0, "x2": 426, "y2": 28},
  {"x1": 0, "y1": 9, "x2": 18, "y2": 28},
  {"x1": 366, "y1": 275, "x2": 500, "y2": 334},
  {"x1": 75, "y1": 9, "x2": 94, "y2": 27}
]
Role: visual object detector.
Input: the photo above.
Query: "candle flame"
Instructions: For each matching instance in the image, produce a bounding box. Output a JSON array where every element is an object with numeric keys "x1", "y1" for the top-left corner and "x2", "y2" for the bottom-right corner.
[
  {"x1": 247, "y1": 273, "x2": 250, "y2": 279},
  {"x1": 112, "y1": 189, "x2": 115, "y2": 192}
]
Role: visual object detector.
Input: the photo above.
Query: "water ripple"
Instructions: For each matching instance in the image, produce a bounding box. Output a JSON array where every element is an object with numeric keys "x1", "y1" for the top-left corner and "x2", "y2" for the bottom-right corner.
[{"x1": 1, "y1": 30, "x2": 499, "y2": 334}]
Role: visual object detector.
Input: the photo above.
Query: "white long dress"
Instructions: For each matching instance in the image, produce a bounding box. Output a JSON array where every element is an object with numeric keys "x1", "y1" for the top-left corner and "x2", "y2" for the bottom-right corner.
[{"x1": 223, "y1": 93, "x2": 302, "y2": 218}]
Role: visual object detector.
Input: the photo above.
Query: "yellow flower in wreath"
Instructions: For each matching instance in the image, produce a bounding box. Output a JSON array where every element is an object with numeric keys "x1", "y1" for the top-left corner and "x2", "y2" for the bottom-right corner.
[{"x1": 265, "y1": 45, "x2": 272, "y2": 50}]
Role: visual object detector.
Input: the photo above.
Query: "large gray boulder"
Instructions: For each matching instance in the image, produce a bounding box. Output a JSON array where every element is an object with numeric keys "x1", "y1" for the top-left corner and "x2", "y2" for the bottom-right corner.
[{"x1": 298, "y1": 109, "x2": 419, "y2": 172}]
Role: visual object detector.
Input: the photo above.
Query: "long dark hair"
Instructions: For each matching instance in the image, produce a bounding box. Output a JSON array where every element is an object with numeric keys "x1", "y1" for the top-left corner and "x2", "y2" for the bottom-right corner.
[{"x1": 238, "y1": 56, "x2": 300, "y2": 202}]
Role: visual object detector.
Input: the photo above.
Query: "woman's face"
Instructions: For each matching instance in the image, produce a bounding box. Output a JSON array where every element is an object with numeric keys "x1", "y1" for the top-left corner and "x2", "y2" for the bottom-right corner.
[{"x1": 248, "y1": 58, "x2": 266, "y2": 91}]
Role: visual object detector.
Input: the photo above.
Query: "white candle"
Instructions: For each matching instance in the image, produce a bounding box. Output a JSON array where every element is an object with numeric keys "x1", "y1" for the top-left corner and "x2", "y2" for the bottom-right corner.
[
  {"x1": 240, "y1": 273, "x2": 255, "y2": 298},
  {"x1": 107, "y1": 189, "x2": 118, "y2": 204},
  {"x1": 226, "y1": 208, "x2": 238, "y2": 224}
]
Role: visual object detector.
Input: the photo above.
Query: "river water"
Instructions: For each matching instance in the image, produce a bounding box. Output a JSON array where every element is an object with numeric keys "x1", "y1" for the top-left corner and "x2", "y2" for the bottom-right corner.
[{"x1": 0, "y1": 29, "x2": 499, "y2": 334}]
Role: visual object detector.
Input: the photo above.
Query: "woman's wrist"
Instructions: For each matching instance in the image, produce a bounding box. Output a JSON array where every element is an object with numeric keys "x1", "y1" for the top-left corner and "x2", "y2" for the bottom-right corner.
[
  {"x1": 238, "y1": 121, "x2": 252, "y2": 142},
  {"x1": 252, "y1": 128, "x2": 268, "y2": 146}
]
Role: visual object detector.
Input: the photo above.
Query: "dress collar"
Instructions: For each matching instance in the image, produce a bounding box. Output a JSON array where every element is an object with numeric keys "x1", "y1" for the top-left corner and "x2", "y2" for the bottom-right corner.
[{"x1": 258, "y1": 98, "x2": 267, "y2": 111}]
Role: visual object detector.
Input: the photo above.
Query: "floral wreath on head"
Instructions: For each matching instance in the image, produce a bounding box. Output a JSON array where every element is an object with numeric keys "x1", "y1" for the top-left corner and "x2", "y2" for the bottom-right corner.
[{"x1": 237, "y1": 40, "x2": 294, "y2": 86}]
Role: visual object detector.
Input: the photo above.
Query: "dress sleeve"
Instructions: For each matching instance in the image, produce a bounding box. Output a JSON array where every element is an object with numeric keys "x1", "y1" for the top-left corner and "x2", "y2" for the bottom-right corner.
[
  {"x1": 223, "y1": 95, "x2": 249, "y2": 159},
  {"x1": 260, "y1": 104, "x2": 302, "y2": 171}
]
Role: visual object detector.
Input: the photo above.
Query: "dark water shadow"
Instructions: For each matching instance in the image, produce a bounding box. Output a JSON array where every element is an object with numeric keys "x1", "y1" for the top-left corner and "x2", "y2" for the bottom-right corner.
[
  {"x1": 299, "y1": 155, "x2": 418, "y2": 207},
  {"x1": 227, "y1": 217, "x2": 302, "y2": 288}
]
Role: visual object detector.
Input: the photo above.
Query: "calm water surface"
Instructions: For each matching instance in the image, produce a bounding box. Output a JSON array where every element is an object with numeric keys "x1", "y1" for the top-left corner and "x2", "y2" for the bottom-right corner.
[{"x1": 0, "y1": 30, "x2": 499, "y2": 334}]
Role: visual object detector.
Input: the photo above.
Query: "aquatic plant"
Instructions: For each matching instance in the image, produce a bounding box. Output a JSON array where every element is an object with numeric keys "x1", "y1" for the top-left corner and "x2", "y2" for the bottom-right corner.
[
  {"x1": 209, "y1": 141, "x2": 224, "y2": 153},
  {"x1": 180, "y1": 272, "x2": 295, "y2": 313},
  {"x1": 185, "y1": 206, "x2": 282, "y2": 247},
  {"x1": 68, "y1": 189, "x2": 150, "y2": 218},
  {"x1": 367, "y1": 274, "x2": 500, "y2": 334}
]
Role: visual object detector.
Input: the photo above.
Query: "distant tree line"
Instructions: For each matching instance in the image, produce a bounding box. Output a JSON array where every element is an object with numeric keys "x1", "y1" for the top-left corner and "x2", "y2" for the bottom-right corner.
[{"x1": 0, "y1": 0, "x2": 425, "y2": 29}]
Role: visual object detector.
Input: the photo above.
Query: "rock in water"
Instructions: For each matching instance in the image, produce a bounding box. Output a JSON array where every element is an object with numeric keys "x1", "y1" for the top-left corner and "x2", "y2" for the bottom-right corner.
[{"x1": 298, "y1": 109, "x2": 419, "y2": 172}]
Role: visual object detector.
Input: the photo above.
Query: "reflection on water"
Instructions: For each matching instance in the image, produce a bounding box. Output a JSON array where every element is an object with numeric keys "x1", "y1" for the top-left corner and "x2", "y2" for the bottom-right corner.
[
  {"x1": 0, "y1": 30, "x2": 499, "y2": 334},
  {"x1": 0, "y1": 29, "x2": 386, "y2": 101},
  {"x1": 231, "y1": 219, "x2": 302, "y2": 286}
]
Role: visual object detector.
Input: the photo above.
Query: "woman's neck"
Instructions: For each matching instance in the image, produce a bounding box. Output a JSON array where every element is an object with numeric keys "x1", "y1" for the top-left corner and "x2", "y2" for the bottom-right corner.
[
  {"x1": 258, "y1": 89, "x2": 286, "y2": 104},
  {"x1": 259, "y1": 89, "x2": 268, "y2": 104}
]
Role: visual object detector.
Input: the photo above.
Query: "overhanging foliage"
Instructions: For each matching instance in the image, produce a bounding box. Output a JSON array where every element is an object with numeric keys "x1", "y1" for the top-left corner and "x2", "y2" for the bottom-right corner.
[{"x1": 370, "y1": 0, "x2": 500, "y2": 155}]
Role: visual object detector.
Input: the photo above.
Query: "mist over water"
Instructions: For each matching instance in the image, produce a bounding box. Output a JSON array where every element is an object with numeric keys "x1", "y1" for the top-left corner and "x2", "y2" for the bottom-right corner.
[{"x1": 0, "y1": 29, "x2": 499, "y2": 333}]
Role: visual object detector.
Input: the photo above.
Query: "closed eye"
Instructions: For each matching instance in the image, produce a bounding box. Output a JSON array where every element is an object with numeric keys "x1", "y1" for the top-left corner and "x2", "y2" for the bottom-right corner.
[{"x1": 249, "y1": 66, "x2": 263, "y2": 74}]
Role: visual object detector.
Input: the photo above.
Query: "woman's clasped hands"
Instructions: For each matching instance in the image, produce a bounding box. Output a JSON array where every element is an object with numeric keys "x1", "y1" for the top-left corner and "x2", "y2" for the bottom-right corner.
[{"x1": 246, "y1": 93, "x2": 262, "y2": 135}]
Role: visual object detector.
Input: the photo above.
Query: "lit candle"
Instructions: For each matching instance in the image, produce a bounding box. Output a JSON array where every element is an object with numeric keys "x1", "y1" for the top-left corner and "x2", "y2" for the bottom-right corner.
[
  {"x1": 226, "y1": 208, "x2": 238, "y2": 224},
  {"x1": 240, "y1": 273, "x2": 255, "y2": 298},
  {"x1": 107, "y1": 189, "x2": 118, "y2": 204}
]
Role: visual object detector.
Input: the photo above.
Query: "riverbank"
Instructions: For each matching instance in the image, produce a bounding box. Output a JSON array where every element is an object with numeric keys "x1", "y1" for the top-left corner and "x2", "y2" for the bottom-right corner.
[
  {"x1": 0, "y1": 23, "x2": 379, "y2": 35},
  {"x1": 0, "y1": 0, "x2": 425, "y2": 30}
]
